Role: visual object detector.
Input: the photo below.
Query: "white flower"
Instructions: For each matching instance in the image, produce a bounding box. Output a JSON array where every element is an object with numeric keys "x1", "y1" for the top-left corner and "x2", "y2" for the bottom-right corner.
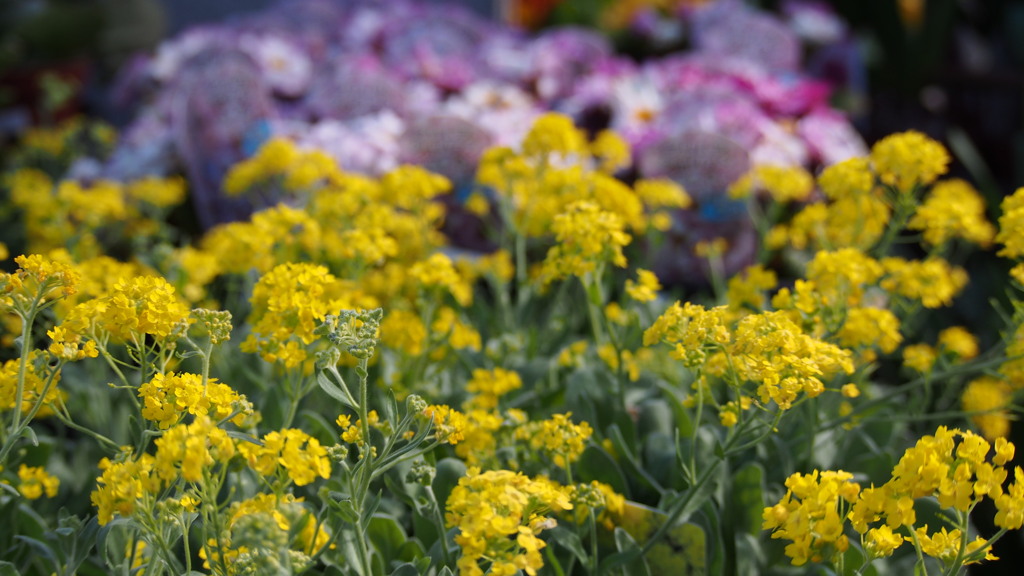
[{"x1": 239, "y1": 34, "x2": 313, "y2": 97}]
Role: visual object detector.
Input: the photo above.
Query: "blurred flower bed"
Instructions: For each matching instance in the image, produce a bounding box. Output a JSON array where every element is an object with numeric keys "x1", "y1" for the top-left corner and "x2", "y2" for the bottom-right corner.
[{"x1": 2, "y1": 0, "x2": 1024, "y2": 575}]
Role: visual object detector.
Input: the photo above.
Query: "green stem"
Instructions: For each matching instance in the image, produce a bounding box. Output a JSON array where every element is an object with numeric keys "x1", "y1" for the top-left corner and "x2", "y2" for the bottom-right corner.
[
  {"x1": 873, "y1": 186, "x2": 917, "y2": 257},
  {"x1": 907, "y1": 524, "x2": 931, "y2": 576},
  {"x1": 426, "y1": 486, "x2": 452, "y2": 567}
]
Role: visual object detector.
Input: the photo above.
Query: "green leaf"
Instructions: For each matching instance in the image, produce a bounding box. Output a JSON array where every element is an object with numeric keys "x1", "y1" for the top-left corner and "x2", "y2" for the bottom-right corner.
[
  {"x1": 437, "y1": 566, "x2": 455, "y2": 576},
  {"x1": 734, "y1": 533, "x2": 763, "y2": 576},
  {"x1": 0, "y1": 562, "x2": 19, "y2": 576},
  {"x1": 383, "y1": 387, "x2": 400, "y2": 427},
  {"x1": 317, "y1": 371, "x2": 355, "y2": 408},
  {"x1": 642, "y1": 432, "x2": 678, "y2": 490},
  {"x1": 607, "y1": 424, "x2": 663, "y2": 497},
  {"x1": 576, "y1": 445, "x2": 628, "y2": 496},
  {"x1": 547, "y1": 526, "x2": 588, "y2": 566},
  {"x1": 431, "y1": 458, "x2": 467, "y2": 509},
  {"x1": 226, "y1": 430, "x2": 262, "y2": 445},
  {"x1": 368, "y1": 515, "x2": 407, "y2": 562},
  {"x1": 14, "y1": 535, "x2": 59, "y2": 572},
  {"x1": 396, "y1": 539, "x2": 426, "y2": 563},
  {"x1": 731, "y1": 463, "x2": 765, "y2": 535},
  {"x1": 636, "y1": 398, "x2": 674, "y2": 438},
  {"x1": 646, "y1": 523, "x2": 707, "y2": 575},
  {"x1": 600, "y1": 527, "x2": 649, "y2": 576},
  {"x1": 388, "y1": 563, "x2": 420, "y2": 576}
]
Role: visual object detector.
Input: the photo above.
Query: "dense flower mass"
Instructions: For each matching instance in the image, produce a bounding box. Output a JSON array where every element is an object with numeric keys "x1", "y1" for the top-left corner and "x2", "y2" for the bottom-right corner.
[
  {"x1": 3, "y1": 7, "x2": 1024, "y2": 571},
  {"x1": 445, "y1": 469, "x2": 573, "y2": 576}
]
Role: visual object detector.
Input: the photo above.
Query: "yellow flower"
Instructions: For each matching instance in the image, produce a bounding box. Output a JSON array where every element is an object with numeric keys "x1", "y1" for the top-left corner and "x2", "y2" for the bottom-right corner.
[
  {"x1": 903, "y1": 343, "x2": 937, "y2": 374},
  {"x1": 91, "y1": 451, "x2": 160, "y2": 524},
  {"x1": 908, "y1": 179, "x2": 995, "y2": 247},
  {"x1": 633, "y1": 178, "x2": 691, "y2": 209},
  {"x1": 730, "y1": 165, "x2": 814, "y2": 203},
  {"x1": 805, "y1": 248, "x2": 883, "y2": 308},
  {"x1": 138, "y1": 372, "x2": 253, "y2": 429},
  {"x1": 464, "y1": 368, "x2": 522, "y2": 411},
  {"x1": 516, "y1": 413, "x2": 593, "y2": 468},
  {"x1": 126, "y1": 175, "x2": 187, "y2": 208},
  {"x1": 995, "y1": 467, "x2": 1024, "y2": 529},
  {"x1": 763, "y1": 470, "x2": 860, "y2": 566},
  {"x1": 938, "y1": 326, "x2": 979, "y2": 361},
  {"x1": 731, "y1": 311, "x2": 854, "y2": 410},
  {"x1": 380, "y1": 309, "x2": 427, "y2": 356},
  {"x1": 962, "y1": 376, "x2": 1013, "y2": 440},
  {"x1": 537, "y1": 201, "x2": 631, "y2": 286},
  {"x1": 590, "y1": 130, "x2": 631, "y2": 173},
  {"x1": 644, "y1": 302, "x2": 731, "y2": 367},
  {"x1": 881, "y1": 257, "x2": 968, "y2": 308},
  {"x1": 818, "y1": 157, "x2": 874, "y2": 200},
  {"x1": 870, "y1": 131, "x2": 950, "y2": 191},
  {"x1": 101, "y1": 275, "x2": 190, "y2": 343},
  {"x1": 17, "y1": 464, "x2": 59, "y2": 499},
  {"x1": 865, "y1": 525, "x2": 903, "y2": 558},
  {"x1": 423, "y1": 404, "x2": 468, "y2": 445},
  {"x1": 239, "y1": 428, "x2": 331, "y2": 486},
  {"x1": 445, "y1": 469, "x2": 573, "y2": 576},
  {"x1": 409, "y1": 253, "x2": 473, "y2": 306},
  {"x1": 625, "y1": 269, "x2": 662, "y2": 302},
  {"x1": 836, "y1": 307, "x2": 902, "y2": 357},
  {"x1": 726, "y1": 265, "x2": 777, "y2": 312},
  {"x1": 997, "y1": 187, "x2": 1024, "y2": 258},
  {"x1": 521, "y1": 113, "x2": 587, "y2": 158}
]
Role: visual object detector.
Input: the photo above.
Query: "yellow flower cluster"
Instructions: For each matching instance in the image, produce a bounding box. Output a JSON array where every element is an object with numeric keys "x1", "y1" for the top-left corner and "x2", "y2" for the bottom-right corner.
[
  {"x1": 731, "y1": 311, "x2": 854, "y2": 409},
  {"x1": 224, "y1": 137, "x2": 340, "y2": 195},
  {"x1": 962, "y1": 376, "x2": 1013, "y2": 440},
  {"x1": 138, "y1": 372, "x2": 253, "y2": 429},
  {"x1": 725, "y1": 264, "x2": 778, "y2": 312},
  {"x1": 515, "y1": 413, "x2": 593, "y2": 468},
  {"x1": 239, "y1": 428, "x2": 331, "y2": 487},
  {"x1": 625, "y1": 268, "x2": 662, "y2": 302},
  {"x1": 102, "y1": 275, "x2": 191, "y2": 343},
  {"x1": 728, "y1": 165, "x2": 814, "y2": 203},
  {"x1": 477, "y1": 113, "x2": 686, "y2": 240},
  {"x1": 445, "y1": 468, "x2": 573, "y2": 576},
  {"x1": 836, "y1": 307, "x2": 902, "y2": 362},
  {"x1": 880, "y1": 257, "x2": 968, "y2": 309},
  {"x1": 17, "y1": 464, "x2": 60, "y2": 499},
  {"x1": 92, "y1": 416, "x2": 236, "y2": 524},
  {"x1": 1, "y1": 253, "x2": 79, "y2": 314},
  {"x1": 422, "y1": 404, "x2": 468, "y2": 445},
  {"x1": 908, "y1": 179, "x2": 995, "y2": 247},
  {"x1": 762, "y1": 469, "x2": 859, "y2": 565},
  {"x1": 408, "y1": 253, "x2": 474, "y2": 307},
  {"x1": 0, "y1": 353, "x2": 62, "y2": 415},
  {"x1": 767, "y1": 427, "x2": 1023, "y2": 568},
  {"x1": 646, "y1": 300, "x2": 853, "y2": 410},
  {"x1": 464, "y1": 367, "x2": 522, "y2": 411},
  {"x1": 538, "y1": 201, "x2": 632, "y2": 285},
  {"x1": 643, "y1": 302, "x2": 731, "y2": 367},
  {"x1": 6, "y1": 168, "x2": 186, "y2": 257},
  {"x1": 870, "y1": 131, "x2": 951, "y2": 192},
  {"x1": 241, "y1": 262, "x2": 371, "y2": 368},
  {"x1": 768, "y1": 157, "x2": 891, "y2": 251}
]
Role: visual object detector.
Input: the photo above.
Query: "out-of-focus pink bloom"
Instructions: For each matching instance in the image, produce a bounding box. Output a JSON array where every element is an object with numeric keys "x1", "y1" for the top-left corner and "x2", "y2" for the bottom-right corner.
[
  {"x1": 797, "y1": 107, "x2": 868, "y2": 166},
  {"x1": 298, "y1": 111, "x2": 405, "y2": 176}
]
